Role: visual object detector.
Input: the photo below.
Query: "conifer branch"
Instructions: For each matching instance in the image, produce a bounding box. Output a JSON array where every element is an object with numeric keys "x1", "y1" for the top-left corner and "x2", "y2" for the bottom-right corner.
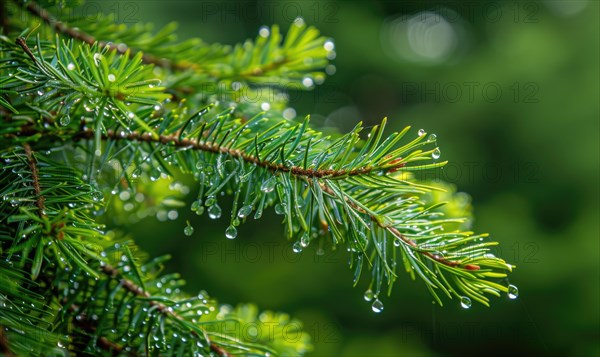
[
  {"x1": 15, "y1": 0, "x2": 331, "y2": 94},
  {"x1": 99, "y1": 264, "x2": 232, "y2": 356},
  {"x1": 7, "y1": 120, "x2": 398, "y2": 179},
  {"x1": 19, "y1": 0, "x2": 297, "y2": 77},
  {"x1": 318, "y1": 182, "x2": 478, "y2": 270},
  {"x1": 0, "y1": 1, "x2": 518, "y2": 354},
  {"x1": 68, "y1": 304, "x2": 128, "y2": 356},
  {"x1": 16, "y1": 125, "x2": 453, "y2": 270},
  {"x1": 19, "y1": 0, "x2": 180, "y2": 70},
  {"x1": 73, "y1": 128, "x2": 385, "y2": 179}
]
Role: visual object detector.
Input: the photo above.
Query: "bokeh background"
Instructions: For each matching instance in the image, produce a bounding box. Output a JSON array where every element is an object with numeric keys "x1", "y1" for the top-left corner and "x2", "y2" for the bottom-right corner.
[{"x1": 102, "y1": 1, "x2": 598, "y2": 356}]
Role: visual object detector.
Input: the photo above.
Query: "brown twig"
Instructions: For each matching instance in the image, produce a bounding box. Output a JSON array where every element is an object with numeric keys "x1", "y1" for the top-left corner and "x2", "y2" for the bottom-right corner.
[
  {"x1": 15, "y1": 37, "x2": 39, "y2": 65},
  {"x1": 67, "y1": 304, "x2": 131, "y2": 356},
  {"x1": 20, "y1": 0, "x2": 189, "y2": 71},
  {"x1": 71, "y1": 128, "x2": 392, "y2": 179},
  {"x1": 0, "y1": 327, "x2": 16, "y2": 357},
  {"x1": 20, "y1": 0, "x2": 295, "y2": 80},
  {"x1": 23, "y1": 143, "x2": 46, "y2": 216},
  {"x1": 100, "y1": 264, "x2": 232, "y2": 356},
  {"x1": 0, "y1": 0, "x2": 9, "y2": 35},
  {"x1": 318, "y1": 183, "x2": 480, "y2": 270},
  {"x1": 11, "y1": 122, "x2": 387, "y2": 179}
]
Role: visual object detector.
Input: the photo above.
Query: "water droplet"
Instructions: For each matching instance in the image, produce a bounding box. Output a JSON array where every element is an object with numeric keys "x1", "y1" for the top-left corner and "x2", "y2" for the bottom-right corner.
[
  {"x1": 507, "y1": 284, "x2": 519, "y2": 299},
  {"x1": 358, "y1": 231, "x2": 367, "y2": 245},
  {"x1": 393, "y1": 239, "x2": 401, "y2": 247},
  {"x1": 427, "y1": 133, "x2": 437, "y2": 142},
  {"x1": 91, "y1": 191, "x2": 104, "y2": 202},
  {"x1": 363, "y1": 289, "x2": 374, "y2": 302},
  {"x1": 261, "y1": 177, "x2": 276, "y2": 193},
  {"x1": 323, "y1": 40, "x2": 335, "y2": 51},
  {"x1": 302, "y1": 77, "x2": 314, "y2": 88},
  {"x1": 191, "y1": 200, "x2": 201, "y2": 211},
  {"x1": 371, "y1": 299, "x2": 384, "y2": 313},
  {"x1": 225, "y1": 225, "x2": 237, "y2": 239},
  {"x1": 274, "y1": 203, "x2": 285, "y2": 215},
  {"x1": 292, "y1": 241, "x2": 302, "y2": 253},
  {"x1": 67, "y1": 63, "x2": 75, "y2": 71},
  {"x1": 208, "y1": 204, "x2": 221, "y2": 219},
  {"x1": 205, "y1": 196, "x2": 216, "y2": 206},
  {"x1": 108, "y1": 74, "x2": 116, "y2": 82},
  {"x1": 237, "y1": 205, "x2": 252, "y2": 219},
  {"x1": 59, "y1": 115, "x2": 70, "y2": 126},
  {"x1": 93, "y1": 53, "x2": 102, "y2": 65},
  {"x1": 432, "y1": 148, "x2": 441, "y2": 159},
  {"x1": 119, "y1": 191, "x2": 131, "y2": 201},
  {"x1": 259, "y1": 26, "x2": 270, "y2": 38},
  {"x1": 283, "y1": 107, "x2": 296, "y2": 120},
  {"x1": 418, "y1": 129, "x2": 426, "y2": 137},
  {"x1": 195, "y1": 161, "x2": 204, "y2": 170},
  {"x1": 300, "y1": 232, "x2": 310, "y2": 248},
  {"x1": 460, "y1": 296, "x2": 471, "y2": 309}
]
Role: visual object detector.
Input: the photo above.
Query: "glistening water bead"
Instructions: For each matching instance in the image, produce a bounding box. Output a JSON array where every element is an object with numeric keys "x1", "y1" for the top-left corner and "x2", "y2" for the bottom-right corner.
[
  {"x1": 59, "y1": 115, "x2": 70, "y2": 126},
  {"x1": 237, "y1": 205, "x2": 252, "y2": 219},
  {"x1": 225, "y1": 226, "x2": 237, "y2": 239},
  {"x1": 371, "y1": 299, "x2": 384, "y2": 313},
  {"x1": 363, "y1": 289, "x2": 374, "y2": 302},
  {"x1": 292, "y1": 241, "x2": 302, "y2": 253},
  {"x1": 274, "y1": 203, "x2": 285, "y2": 215},
  {"x1": 184, "y1": 225, "x2": 194, "y2": 236},
  {"x1": 91, "y1": 191, "x2": 104, "y2": 202},
  {"x1": 460, "y1": 296, "x2": 472, "y2": 309},
  {"x1": 418, "y1": 129, "x2": 426, "y2": 137},
  {"x1": 260, "y1": 177, "x2": 276, "y2": 193},
  {"x1": 207, "y1": 204, "x2": 221, "y2": 219},
  {"x1": 300, "y1": 232, "x2": 310, "y2": 248},
  {"x1": 432, "y1": 148, "x2": 441, "y2": 159},
  {"x1": 205, "y1": 196, "x2": 216, "y2": 207},
  {"x1": 507, "y1": 284, "x2": 519, "y2": 299}
]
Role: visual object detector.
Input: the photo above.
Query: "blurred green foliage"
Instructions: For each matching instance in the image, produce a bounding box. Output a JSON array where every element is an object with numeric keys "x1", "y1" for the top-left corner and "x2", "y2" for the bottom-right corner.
[{"x1": 107, "y1": 1, "x2": 598, "y2": 355}]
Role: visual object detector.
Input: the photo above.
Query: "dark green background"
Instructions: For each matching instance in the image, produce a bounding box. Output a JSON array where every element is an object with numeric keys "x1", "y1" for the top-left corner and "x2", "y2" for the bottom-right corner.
[{"x1": 102, "y1": 1, "x2": 599, "y2": 356}]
